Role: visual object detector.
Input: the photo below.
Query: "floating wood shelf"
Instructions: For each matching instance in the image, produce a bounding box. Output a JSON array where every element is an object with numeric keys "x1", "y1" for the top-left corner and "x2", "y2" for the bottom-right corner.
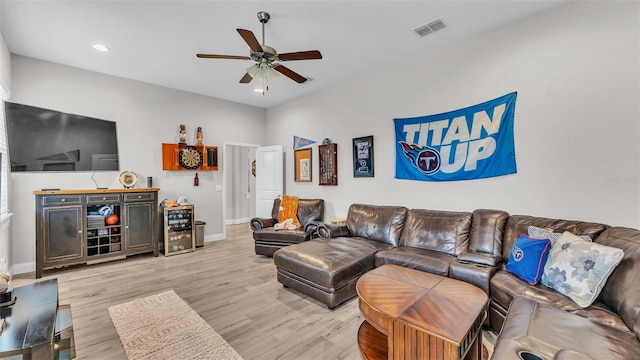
[{"x1": 162, "y1": 143, "x2": 218, "y2": 171}]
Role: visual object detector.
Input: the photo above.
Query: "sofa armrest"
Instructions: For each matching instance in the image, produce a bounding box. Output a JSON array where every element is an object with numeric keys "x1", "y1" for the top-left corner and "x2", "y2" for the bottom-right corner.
[
  {"x1": 457, "y1": 251, "x2": 502, "y2": 266},
  {"x1": 450, "y1": 261, "x2": 500, "y2": 296},
  {"x1": 250, "y1": 217, "x2": 276, "y2": 231},
  {"x1": 317, "y1": 222, "x2": 350, "y2": 238}
]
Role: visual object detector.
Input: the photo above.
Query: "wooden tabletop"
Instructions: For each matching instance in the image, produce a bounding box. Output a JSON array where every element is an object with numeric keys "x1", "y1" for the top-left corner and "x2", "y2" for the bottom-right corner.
[
  {"x1": 357, "y1": 264, "x2": 488, "y2": 344},
  {"x1": 33, "y1": 188, "x2": 160, "y2": 195}
]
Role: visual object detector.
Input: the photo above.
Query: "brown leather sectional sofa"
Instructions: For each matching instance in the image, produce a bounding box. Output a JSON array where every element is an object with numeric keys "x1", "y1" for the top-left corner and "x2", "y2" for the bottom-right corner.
[{"x1": 272, "y1": 203, "x2": 640, "y2": 359}]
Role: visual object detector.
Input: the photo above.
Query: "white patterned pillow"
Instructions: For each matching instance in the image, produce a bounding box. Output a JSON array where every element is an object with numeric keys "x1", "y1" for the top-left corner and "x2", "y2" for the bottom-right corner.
[
  {"x1": 541, "y1": 231, "x2": 624, "y2": 308},
  {"x1": 528, "y1": 226, "x2": 592, "y2": 245}
]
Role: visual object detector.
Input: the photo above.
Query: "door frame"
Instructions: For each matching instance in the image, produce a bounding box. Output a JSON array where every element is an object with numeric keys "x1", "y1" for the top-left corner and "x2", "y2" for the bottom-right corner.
[{"x1": 221, "y1": 141, "x2": 260, "y2": 241}]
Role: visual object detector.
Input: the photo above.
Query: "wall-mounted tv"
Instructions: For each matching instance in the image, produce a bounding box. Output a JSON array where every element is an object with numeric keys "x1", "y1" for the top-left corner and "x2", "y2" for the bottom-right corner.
[{"x1": 4, "y1": 102, "x2": 120, "y2": 172}]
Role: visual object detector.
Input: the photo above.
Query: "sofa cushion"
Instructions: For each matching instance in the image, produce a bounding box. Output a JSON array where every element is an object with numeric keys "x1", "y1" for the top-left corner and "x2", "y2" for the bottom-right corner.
[
  {"x1": 491, "y1": 270, "x2": 582, "y2": 312},
  {"x1": 468, "y1": 209, "x2": 509, "y2": 258},
  {"x1": 528, "y1": 225, "x2": 592, "y2": 245},
  {"x1": 541, "y1": 232, "x2": 623, "y2": 308},
  {"x1": 503, "y1": 215, "x2": 608, "y2": 263},
  {"x1": 457, "y1": 251, "x2": 501, "y2": 266},
  {"x1": 268, "y1": 198, "x2": 325, "y2": 227},
  {"x1": 594, "y1": 227, "x2": 640, "y2": 340},
  {"x1": 273, "y1": 236, "x2": 393, "y2": 290},
  {"x1": 398, "y1": 209, "x2": 471, "y2": 256},
  {"x1": 492, "y1": 297, "x2": 640, "y2": 359},
  {"x1": 296, "y1": 199, "x2": 325, "y2": 226},
  {"x1": 374, "y1": 247, "x2": 456, "y2": 276},
  {"x1": 505, "y1": 235, "x2": 551, "y2": 285},
  {"x1": 346, "y1": 204, "x2": 408, "y2": 246},
  {"x1": 490, "y1": 270, "x2": 630, "y2": 333}
]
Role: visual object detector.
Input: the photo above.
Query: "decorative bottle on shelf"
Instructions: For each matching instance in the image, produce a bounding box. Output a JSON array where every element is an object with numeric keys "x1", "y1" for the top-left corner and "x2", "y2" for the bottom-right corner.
[
  {"x1": 196, "y1": 127, "x2": 203, "y2": 145},
  {"x1": 179, "y1": 124, "x2": 186, "y2": 145},
  {"x1": 194, "y1": 173, "x2": 199, "y2": 186}
]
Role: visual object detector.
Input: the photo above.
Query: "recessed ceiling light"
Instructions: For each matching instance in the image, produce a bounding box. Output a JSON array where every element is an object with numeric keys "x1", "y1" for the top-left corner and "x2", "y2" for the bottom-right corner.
[
  {"x1": 93, "y1": 44, "x2": 110, "y2": 52},
  {"x1": 254, "y1": 88, "x2": 264, "y2": 93}
]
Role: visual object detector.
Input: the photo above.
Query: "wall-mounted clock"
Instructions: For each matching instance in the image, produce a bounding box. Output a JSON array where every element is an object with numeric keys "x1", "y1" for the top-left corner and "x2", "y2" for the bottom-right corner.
[{"x1": 178, "y1": 146, "x2": 203, "y2": 170}]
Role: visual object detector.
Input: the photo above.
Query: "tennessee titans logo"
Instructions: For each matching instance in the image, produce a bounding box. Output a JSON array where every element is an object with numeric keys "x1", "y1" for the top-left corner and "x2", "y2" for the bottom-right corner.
[
  {"x1": 399, "y1": 142, "x2": 441, "y2": 175},
  {"x1": 512, "y1": 245, "x2": 524, "y2": 261}
]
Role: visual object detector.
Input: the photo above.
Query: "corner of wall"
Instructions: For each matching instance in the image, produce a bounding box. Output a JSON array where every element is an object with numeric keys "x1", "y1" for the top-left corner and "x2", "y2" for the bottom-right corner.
[
  {"x1": 0, "y1": 31, "x2": 12, "y2": 93},
  {"x1": 205, "y1": 233, "x2": 225, "y2": 242},
  {"x1": 11, "y1": 261, "x2": 34, "y2": 276}
]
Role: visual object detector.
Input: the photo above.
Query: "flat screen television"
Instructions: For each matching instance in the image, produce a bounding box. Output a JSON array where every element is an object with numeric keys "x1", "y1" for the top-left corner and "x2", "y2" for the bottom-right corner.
[{"x1": 4, "y1": 102, "x2": 120, "y2": 172}]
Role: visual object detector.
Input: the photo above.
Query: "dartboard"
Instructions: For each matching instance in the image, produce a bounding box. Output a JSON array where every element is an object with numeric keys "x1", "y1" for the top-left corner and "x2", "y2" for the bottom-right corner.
[{"x1": 178, "y1": 146, "x2": 203, "y2": 169}]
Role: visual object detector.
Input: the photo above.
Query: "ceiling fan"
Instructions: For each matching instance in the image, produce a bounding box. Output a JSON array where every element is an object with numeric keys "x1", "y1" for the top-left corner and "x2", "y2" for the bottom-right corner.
[{"x1": 196, "y1": 11, "x2": 322, "y2": 92}]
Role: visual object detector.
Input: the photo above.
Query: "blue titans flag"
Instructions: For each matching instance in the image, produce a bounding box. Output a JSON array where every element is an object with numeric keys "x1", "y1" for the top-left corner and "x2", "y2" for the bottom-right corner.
[{"x1": 394, "y1": 92, "x2": 517, "y2": 182}]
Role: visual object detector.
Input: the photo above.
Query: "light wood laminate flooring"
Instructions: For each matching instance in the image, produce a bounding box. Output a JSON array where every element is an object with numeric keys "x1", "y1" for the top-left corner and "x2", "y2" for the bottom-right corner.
[{"x1": 13, "y1": 224, "x2": 363, "y2": 360}]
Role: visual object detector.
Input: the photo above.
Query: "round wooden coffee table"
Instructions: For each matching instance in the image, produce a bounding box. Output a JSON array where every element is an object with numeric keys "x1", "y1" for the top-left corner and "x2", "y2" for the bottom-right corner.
[{"x1": 356, "y1": 264, "x2": 488, "y2": 360}]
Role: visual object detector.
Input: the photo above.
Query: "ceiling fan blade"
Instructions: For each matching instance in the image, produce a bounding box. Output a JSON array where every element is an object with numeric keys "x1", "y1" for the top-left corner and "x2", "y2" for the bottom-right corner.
[
  {"x1": 239, "y1": 73, "x2": 253, "y2": 84},
  {"x1": 274, "y1": 65, "x2": 307, "y2": 83},
  {"x1": 278, "y1": 50, "x2": 323, "y2": 61},
  {"x1": 236, "y1": 29, "x2": 262, "y2": 53},
  {"x1": 196, "y1": 54, "x2": 251, "y2": 60}
]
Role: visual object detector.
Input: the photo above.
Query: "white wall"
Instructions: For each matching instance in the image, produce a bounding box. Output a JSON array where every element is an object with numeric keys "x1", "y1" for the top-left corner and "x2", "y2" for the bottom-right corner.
[
  {"x1": 0, "y1": 31, "x2": 11, "y2": 275},
  {"x1": 266, "y1": 1, "x2": 640, "y2": 228},
  {"x1": 0, "y1": 32, "x2": 10, "y2": 91},
  {"x1": 9, "y1": 55, "x2": 265, "y2": 272}
]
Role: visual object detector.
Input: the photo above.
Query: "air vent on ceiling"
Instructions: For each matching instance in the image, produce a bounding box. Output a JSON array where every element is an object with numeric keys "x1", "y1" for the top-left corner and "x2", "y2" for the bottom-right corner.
[{"x1": 414, "y1": 19, "x2": 446, "y2": 37}]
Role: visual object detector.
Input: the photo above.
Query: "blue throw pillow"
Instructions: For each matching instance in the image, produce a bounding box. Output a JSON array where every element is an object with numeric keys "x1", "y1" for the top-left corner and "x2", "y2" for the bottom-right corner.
[{"x1": 505, "y1": 235, "x2": 552, "y2": 285}]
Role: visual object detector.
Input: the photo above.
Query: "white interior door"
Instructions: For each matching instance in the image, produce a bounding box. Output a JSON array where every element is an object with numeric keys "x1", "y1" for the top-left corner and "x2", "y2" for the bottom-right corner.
[{"x1": 255, "y1": 145, "x2": 283, "y2": 217}]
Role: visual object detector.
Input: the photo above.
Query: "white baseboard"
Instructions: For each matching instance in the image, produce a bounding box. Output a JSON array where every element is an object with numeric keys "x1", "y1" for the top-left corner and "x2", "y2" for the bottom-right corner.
[
  {"x1": 12, "y1": 261, "x2": 35, "y2": 275},
  {"x1": 13, "y1": 234, "x2": 227, "y2": 274},
  {"x1": 205, "y1": 233, "x2": 225, "y2": 242},
  {"x1": 225, "y1": 218, "x2": 250, "y2": 225}
]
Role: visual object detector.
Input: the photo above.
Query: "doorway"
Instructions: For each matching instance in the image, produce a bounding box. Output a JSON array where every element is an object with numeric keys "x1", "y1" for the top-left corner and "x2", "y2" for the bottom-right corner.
[{"x1": 222, "y1": 142, "x2": 259, "y2": 240}]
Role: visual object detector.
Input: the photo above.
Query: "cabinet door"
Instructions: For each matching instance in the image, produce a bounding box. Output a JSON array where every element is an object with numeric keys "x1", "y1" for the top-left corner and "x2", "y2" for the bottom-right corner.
[
  {"x1": 43, "y1": 205, "x2": 84, "y2": 261},
  {"x1": 124, "y1": 202, "x2": 154, "y2": 250}
]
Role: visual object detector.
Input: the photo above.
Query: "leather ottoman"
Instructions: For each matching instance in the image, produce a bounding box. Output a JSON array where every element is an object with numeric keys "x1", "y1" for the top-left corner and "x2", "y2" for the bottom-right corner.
[{"x1": 273, "y1": 237, "x2": 393, "y2": 309}]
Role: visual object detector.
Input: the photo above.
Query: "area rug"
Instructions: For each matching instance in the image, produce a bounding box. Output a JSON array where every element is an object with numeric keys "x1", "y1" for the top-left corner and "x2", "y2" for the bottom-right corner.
[{"x1": 108, "y1": 290, "x2": 243, "y2": 360}]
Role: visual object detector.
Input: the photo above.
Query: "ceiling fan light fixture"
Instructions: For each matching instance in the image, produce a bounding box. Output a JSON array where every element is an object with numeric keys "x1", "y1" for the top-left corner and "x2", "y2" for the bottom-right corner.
[
  {"x1": 246, "y1": 63, "x2": 279, "y2": 82},
  {"x1": 92, "y1": 43, "x2": 109, "y2": 52},
  {"x1": 247, "y1": 63, "x2": 279, "y2": 95}
]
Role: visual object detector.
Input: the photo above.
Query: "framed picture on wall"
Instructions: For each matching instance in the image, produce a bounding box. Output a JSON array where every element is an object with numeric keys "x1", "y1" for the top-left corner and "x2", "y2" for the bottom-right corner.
[
  {"x1": 353, "y1": 135, "x2": 374, "y2": 177},
  {"x1": 295, "y1": 148, "x2": 312, "y2": 182}
]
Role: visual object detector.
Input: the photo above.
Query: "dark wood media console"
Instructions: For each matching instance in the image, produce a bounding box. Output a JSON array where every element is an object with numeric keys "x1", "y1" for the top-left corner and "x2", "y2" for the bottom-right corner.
[{"x1": 34, "y1": 188, "x2": 159, "y2": 278}]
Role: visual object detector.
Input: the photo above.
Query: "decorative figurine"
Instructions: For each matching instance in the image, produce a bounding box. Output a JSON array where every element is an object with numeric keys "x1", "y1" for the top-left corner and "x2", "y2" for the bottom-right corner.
[
  {"x1": 179, "y1": 124, "x2": 186, "y2": 144},
  {"x1": 196, "y1": 127, "x2": 203, "y2": 145}
]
